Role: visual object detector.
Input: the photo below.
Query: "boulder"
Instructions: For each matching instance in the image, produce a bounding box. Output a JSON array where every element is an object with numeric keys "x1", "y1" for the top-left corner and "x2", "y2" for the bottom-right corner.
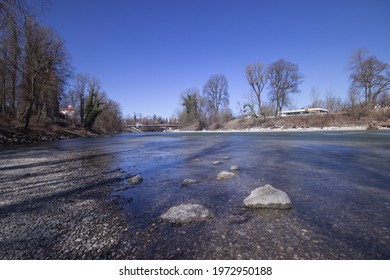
[
  {"x1": 216, "y1": 171, "x2": 235, "y2": 180},
  {"x1": 160, "y1": 203, "x2": 211, "y2": 223},
  {"x1": 230, "y1": 164, "x2": 240, "y2": 171},
  {"x1": 244, "y1": 184, "x2": 292, "y2": 209},
  {"x1": 181, "y1": 179, "x2": 200, "y2": 186},
  {"x1": 129, "y1": 175, "x2": 143, "y2": 185}
]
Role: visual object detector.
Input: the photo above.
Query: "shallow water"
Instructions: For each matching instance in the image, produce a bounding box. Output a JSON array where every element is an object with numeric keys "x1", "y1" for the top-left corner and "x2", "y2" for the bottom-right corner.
[{"x1": 1, "y1": 131, "x2": 389, "y2": 259}]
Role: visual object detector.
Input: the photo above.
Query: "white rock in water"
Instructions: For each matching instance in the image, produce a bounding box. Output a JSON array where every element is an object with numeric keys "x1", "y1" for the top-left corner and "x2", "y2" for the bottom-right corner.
[
  {"x1": 160, "y1": 203, "x2": 211, "y2": 223},
  {"x1": 216, "y1": 171, "x2": 235, "y2": 180},
  {"x1": 213, "y1": 161, "x2": 223, "y2": 165},
  {"x1": 181, "y1": 179, "x2": 200, "y2": 186},
  {"x1": 129, "y1": 175, "x2": 143, "y2": 185},
  {"x1": 244, "y1": 184, "x2": 292, "y2": 209},
  {"x1": 230, "y1": 165, "x2": 240, "y2": 171}
]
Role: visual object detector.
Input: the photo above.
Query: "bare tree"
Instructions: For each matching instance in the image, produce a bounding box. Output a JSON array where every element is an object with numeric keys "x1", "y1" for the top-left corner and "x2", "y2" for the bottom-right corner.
[
  {"x1": 245, "y1": 62, "x2": 268, "y2": 118},
  {"x1": 74, "y1": 73, "x2": 93, "y2": 123},
  {"x1": 62, "y1": 88, "x2": 78, "y2": 109},
  {"x1": 21, "y1": 17, "x2": 70, "y2": 129},
  {"x1": 349, "y1": 49, "x2": 390, "y2": 109},
  {"x1": 309, "y1": 86, "x2": 324, "y2": 108},
  {"x1": 378, "y1": 92, "x2": 390, "y2": 108},
  {"x1": 0, "y1": 0, "x2": 27, "y2": 117},
  {"x1": 268, "y1": 59, "x2": 303, "y2": 117},
  {"x1": 0, "y1": 0, "x2": 29, "y2": 29},
  {"x1": 324, "y1": 89, "x2": 342, "y2": 113},
  {"x1": 203, "y1": 74, "x2": 229, "y2": 116}
]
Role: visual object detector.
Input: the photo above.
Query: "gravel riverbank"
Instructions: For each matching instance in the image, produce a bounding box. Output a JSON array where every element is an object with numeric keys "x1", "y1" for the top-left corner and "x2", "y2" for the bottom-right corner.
[{"x1": 0, "y1": 148, "x2": 133, "y2": 260}]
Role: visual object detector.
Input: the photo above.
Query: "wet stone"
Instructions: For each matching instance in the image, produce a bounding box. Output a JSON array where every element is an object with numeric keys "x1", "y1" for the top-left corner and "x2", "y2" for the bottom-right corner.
[
  {"x1": 244, "y1": 184, "x2": 292, "y2": 209},
  {"x1": 160, "y1": 203, "x2": 211, "y2": 224},
  {"x1": 181, "y1": 179, "x2": 200, "y2": 186},
  {"x1": 230, "y1": 165, "x2": 240, "y2": 171},
  {"x1": 129, "y1": 175, "x2": 143, "y2": 186},
  {"x1": 216, "y1": 171, "x2": 235, "y2": 180}
]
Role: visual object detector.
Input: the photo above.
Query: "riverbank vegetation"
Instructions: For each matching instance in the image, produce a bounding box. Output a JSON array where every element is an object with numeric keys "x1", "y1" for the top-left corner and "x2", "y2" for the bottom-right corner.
[
  {"x1": 0, "y1": 0, "x2": 123, "y2": 139},
  {"x1": 177, "y1": 50, "x2": 390, "y2": 131}
]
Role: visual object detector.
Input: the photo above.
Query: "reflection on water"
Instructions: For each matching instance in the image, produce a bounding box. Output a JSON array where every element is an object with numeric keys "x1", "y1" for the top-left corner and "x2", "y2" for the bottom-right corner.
[{"x1": 1, "y1": 131, "x2": 389, "y2": 259}]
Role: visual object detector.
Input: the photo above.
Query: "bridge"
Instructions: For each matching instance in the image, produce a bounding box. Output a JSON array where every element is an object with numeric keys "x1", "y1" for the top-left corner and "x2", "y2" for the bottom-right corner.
[{"x1": 125, "y1": 123, "x2": 179, "y2": 132}]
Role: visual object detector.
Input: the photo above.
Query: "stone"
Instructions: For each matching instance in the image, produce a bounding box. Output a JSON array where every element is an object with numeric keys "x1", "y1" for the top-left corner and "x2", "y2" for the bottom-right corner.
[
  {"x1": 129, "y1": 175, "x2": 143, "y2": 185},
  {"x1": 160, "y1": 203, "x2": 211, "y2": 223},
  {"x1": 244, "y1": 184, "x2": 292, "y2": 209},
  {"x1": 181, "y1": 179, "x2": 200, "y2": 186},
  {"x1": 213, "y1": 161, "x2": 223, "y2": 165},
  {"x1": 216, "y1": 171, "x2": 235, "y2": 180},
  {"x1": 367, "y1": 123, "x2": 379, "y2": 130},
  {"x1": 230, "y1": 164, "x2": 240, "y2": 171}
]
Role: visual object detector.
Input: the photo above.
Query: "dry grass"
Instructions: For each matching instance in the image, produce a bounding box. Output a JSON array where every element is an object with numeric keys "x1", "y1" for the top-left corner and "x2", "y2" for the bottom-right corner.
[{"x1": 220, "y1": 111, "x2": 390, "y2": 131}]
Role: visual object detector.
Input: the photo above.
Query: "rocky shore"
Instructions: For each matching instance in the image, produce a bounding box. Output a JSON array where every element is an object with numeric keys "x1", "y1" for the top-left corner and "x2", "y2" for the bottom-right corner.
[
  {"x1": 0, "y1": 155, "x2": 132, "y2": 259},
  {"x1": 0, "y1": 125, "x2": 99, "y2": 146}
]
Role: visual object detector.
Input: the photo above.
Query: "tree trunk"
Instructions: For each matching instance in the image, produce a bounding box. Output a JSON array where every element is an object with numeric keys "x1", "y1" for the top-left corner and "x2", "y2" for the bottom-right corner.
[
  {"x1": 80, "y1": 96, "x2": 84, "y2": 124},
  {"x1": 1, "y1": 78, "x2": 6, "y2": 114},
  {"x1": 23, "y1": 79, "x2": 36, "y2": 130},
  {"x1": 10, "y1": 22, "x2": 19, "y2": 117}
]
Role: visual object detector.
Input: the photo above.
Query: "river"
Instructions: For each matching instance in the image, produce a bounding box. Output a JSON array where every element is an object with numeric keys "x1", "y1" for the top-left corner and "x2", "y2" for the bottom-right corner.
[{"x1": 1, "y1": 131, "x2": 389, "y2": 259}]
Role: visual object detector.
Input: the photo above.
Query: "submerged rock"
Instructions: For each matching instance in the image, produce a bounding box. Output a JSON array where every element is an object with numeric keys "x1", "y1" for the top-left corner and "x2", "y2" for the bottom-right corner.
[
  {"x1": 230, "y1": 164, "x2": 240, "y2": 171},
  {"x1": 181, "y1": 179, "x2": 200, "y2": 186},
  {"x1": 244, "y1": 184, "x2": 292, "y2": 209},
  {"x1": 160, "y1": 203, "x2": 211, "y2": 223},
  {"x1": 216, "y1": 171, "x2": 235, "y2": 180},
  {"x1": 213, "y1": 161, "x2": 223, "y2": 165},
  {"x1": 129, "y1": 175, "x2": 143, "y2": 185}
]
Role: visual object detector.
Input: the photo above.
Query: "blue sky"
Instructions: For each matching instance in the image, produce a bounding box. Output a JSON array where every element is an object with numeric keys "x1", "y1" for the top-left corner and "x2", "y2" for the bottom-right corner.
[{"x1": 41, "y1": 0, "x2": 390, "y2": 118}]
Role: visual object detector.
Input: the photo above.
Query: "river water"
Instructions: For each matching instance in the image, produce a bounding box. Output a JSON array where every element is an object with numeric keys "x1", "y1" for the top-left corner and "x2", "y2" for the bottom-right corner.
[{"x1": 1, "y1": 131, "x2": 389, "y2": 259}]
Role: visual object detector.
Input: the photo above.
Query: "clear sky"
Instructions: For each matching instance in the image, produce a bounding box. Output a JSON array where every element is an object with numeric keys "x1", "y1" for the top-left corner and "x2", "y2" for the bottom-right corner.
[{"x1": 40, "y1": 0, "x2": 390, "y2": 118}]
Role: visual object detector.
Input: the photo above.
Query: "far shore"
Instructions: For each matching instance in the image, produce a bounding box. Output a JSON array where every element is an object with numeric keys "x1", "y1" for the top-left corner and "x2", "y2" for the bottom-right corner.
[{"x1": 173, "y1": 125, "x2": 390, "y2": 133}]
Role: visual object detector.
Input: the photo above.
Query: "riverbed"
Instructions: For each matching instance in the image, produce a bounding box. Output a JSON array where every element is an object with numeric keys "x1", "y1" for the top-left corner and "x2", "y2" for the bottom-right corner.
[{"x1": 0, "y1": 131, "x2": 389, "y2": 259}]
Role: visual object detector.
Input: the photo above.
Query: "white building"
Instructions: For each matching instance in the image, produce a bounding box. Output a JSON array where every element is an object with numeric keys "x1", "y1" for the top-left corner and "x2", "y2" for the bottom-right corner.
[
  {"x1": 60, "y1": 105, "x2": 76, "y2": 120},
  {"x1": 281, "y1": 108, "x2": 329, "y2": 117}
]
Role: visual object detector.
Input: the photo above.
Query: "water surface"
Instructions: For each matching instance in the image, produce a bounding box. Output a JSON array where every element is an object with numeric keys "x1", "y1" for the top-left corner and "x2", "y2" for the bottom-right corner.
[{"x1": 1, "y1": 131, "x2": 389, "y2": 259}]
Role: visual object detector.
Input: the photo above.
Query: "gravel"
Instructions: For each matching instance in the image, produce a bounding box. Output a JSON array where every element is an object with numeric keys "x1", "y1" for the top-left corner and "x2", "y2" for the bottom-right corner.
[{"x1": 0, "y1": 149, "x2": 132, "y2": 260}]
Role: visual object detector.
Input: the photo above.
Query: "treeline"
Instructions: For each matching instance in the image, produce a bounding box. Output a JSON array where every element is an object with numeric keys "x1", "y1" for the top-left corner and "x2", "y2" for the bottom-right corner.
[
  {"x1": 178, "y1": 51, "x2": 390, "y2": 130},
  {"x1": 0, "y1": 0, "x2": 123, "y2": 133},
  {"x1": 178, "y1": 59, "x2": 304, "y2": 129},
  {"x1": 124, "y1": 113, "x2": 177, "y2": 126}
]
